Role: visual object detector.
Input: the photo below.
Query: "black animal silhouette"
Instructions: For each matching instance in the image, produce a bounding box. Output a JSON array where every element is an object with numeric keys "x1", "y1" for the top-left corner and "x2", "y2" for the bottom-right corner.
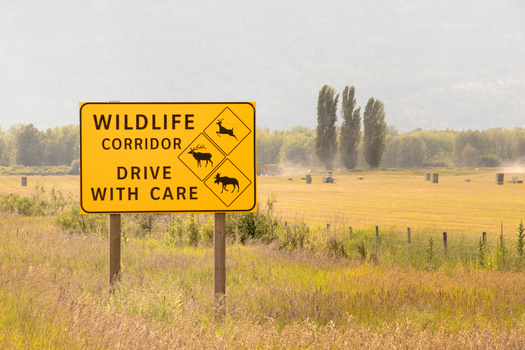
[
  {"x1": 188, "y1": 144, "x2": 213, "y2": 167},
  {"x1": 216, "y1": 119, "x2": 238, "y2": 140},
  {"x1": 214, "y1": 173, "x2": 239, "y2": 193}
]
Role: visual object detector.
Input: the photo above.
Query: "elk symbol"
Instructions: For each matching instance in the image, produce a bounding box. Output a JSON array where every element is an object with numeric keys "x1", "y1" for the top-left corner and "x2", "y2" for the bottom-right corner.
[
  {"x1": 216, "y1": 119, "x2": 238, "y2": 140},
  {"x1": 188, "y1": 144, "x2": 213, "y2": 167},
  {"x1": 214, "y1": 173, "x2": 239, "y2": 193}
]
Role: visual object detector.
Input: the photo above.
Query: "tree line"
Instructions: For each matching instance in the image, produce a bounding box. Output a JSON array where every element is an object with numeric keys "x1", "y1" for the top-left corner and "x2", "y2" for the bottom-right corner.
[
  {"x1": 258, "y1": 125, "x2": 525, "y2": 169},
  {"x1": 258, "y1": 84, "x2": 525, "y2": 169},
  {"x1": 0, "y1": 124, "x2": 78, "y2": 168},
  {"x1": 2, "y1": 113, "x2": 525, "y2": 172}
]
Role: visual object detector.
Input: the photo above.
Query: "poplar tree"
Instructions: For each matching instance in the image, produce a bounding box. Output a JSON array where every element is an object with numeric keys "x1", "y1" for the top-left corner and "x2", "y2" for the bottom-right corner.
[
  {"x1": 339, "y1": 86, "x2": 361, "y2": 169},
  {"x1": 315, "y1": 85, "x2": 339, "y2": 170},
  {"x1": 363, "y1": 97, "x2": 386, "y2": 168}
]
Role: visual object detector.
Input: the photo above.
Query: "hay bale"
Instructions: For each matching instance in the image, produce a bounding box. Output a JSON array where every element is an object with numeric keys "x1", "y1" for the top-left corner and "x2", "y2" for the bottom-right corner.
[{"x1": 496, "y1": 173, "x2": 504, "y2": 185}]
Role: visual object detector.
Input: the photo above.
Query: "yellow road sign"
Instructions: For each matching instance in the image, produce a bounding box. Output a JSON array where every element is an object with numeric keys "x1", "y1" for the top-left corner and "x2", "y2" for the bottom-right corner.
[{"x1": 79, "y1": 102, "x2": 256, "y2": 213}]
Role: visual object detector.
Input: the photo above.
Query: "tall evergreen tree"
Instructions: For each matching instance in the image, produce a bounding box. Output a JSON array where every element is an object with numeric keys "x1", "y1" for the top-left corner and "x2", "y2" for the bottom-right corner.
[
  {"x1": 339, "y1": 86, "x2": 361, "y2": 169},
  {"x1": 315, "y1": 85, "x2": 339, "y2": 169},
  {"x1": 363, "y1": 97, "x2": 387, "y2": 168}
]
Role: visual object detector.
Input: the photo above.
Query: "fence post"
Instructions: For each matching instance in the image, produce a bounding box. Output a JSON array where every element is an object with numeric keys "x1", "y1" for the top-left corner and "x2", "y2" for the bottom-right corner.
[
  {"x1": 407, "y1": 227, "x2": 411, "y2": 244},
  {"x1": 482, "y1": 232, "x2": 487, "y2": 246},
  {"x1": 349, "y1": 226, "x2": 352, "y2": 239},
  {"x1": 443, "y1": 232, "x2": 448, "y2": 256},
  {"x1": 375, "y1": 226, "x2": 379, "y2": 255}
]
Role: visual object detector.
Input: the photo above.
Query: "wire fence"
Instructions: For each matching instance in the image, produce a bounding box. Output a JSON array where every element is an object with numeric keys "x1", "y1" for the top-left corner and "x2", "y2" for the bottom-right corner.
[{"x1": 278, "y1": 221, "x2": 525, "y2": 266}]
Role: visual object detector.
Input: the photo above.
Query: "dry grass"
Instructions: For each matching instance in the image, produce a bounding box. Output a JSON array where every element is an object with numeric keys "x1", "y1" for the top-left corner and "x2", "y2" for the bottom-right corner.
[{"x1": 2, "y1": 213, "x2": 525, "y2": 348}]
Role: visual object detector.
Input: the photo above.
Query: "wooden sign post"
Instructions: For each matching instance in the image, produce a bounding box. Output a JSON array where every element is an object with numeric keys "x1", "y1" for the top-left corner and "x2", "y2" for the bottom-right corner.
[
  {"x1": 214, "y1": 213, "x2": 226, "y2": 313},
  {"x1": 109, "y1": 214, "x2": 121, "y2": 287}
]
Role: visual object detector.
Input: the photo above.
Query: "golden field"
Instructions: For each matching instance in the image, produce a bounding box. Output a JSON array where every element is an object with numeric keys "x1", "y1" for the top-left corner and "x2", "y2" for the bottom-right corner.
[
  {"x1": 1, "y1": 169, "x2": 525, "y2": 348},
  {"x1": 258, "y1": 168, "x2": 525, "y2": 235}
]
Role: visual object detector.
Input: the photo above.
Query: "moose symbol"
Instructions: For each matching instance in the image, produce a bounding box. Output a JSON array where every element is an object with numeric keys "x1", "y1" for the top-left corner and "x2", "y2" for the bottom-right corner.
[
  {"x1": 188, "y1": 144, "x2": 213, "y2": 167},
  {"x1": 214, "y1": 173, "x2": 239, "y2": 193},
  {"x1": 216, "y1": 119, "x2": 238, "y2": 140}
]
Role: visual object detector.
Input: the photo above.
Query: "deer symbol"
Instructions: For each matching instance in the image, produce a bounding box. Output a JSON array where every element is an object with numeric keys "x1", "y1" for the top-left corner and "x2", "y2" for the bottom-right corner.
[
  {"x1": 214, "y1": 173, "x2": 239, "y2": 193},
  {"x1": 188, "y1": 144, "x2": 213, "y2": 167},
  {"x1": 216, "y1": 119, "x2": 238, "y2": 140}
]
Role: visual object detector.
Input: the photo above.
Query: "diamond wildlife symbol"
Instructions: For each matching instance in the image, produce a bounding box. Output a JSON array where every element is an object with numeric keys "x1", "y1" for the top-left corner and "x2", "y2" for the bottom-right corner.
[
  {"x1": 204, "y1": 107, "x2": 251, "y2": 155},
  {"x1": 205, "y1": 159, "x2": 252, "y2": 207},
  {"x1": 179, "y1": 134, "x2": 225, "y2": 181}
]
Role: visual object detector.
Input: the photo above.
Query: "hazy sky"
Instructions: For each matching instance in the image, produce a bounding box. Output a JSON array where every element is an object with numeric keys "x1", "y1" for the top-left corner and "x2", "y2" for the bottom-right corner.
[{"x1": 1, "y1": 0, "x2": 524, "y2": 132}]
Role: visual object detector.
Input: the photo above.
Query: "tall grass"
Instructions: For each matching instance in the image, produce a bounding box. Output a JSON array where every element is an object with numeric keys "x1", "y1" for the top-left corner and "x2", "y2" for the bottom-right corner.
[
  {"x1": 2, "y1": 211, "x2": 525, "y2": 348},
  {"x1": 2, "y1": 177, "x2": 525, "y2": 348}
]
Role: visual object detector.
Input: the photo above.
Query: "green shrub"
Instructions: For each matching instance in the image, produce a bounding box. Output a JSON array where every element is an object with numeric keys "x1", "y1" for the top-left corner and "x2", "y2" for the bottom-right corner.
[
  {"x1": 0, "y1": 193, "x2": 46, "y2": 216},
  {"x1": 186, "y1": 214, "x2": 199, "y2": 246},
  {"x1": 236, "y1": 212, "x2": 276, "y2": 244},
  {"x1": 54, "y1": 207, "x2": 107, "y2": 236},
  {"x1": 166, "y1": 216, "x2": 184, "y2": 246},
  {"x1": 130, "y1": 214, "x2": 159, "y2": 236},
  {"x1": 357, "y1": 241, "x2": 367, "y2": 261},
  {"x1": 516, "y1": 221, "x2": 525, "y2": 258},
  {"x1": 476, "y1": 238, "x2": 486, "y2": 269},
  {"x1": 69, "y1": 159, "x2": 80, "y2": 175},
  {"x1": 494, "y1": 233, "x2": 507, "y2": 271},
  {"x1": 327, "y1": 238, "x2": 347, "y2": 258},
  {"x1": 200, "y1": 216, "x2": 214, "y2": 246},
  {"x1": 278, "y1": 224, "x2": 309, "y2": 250}
]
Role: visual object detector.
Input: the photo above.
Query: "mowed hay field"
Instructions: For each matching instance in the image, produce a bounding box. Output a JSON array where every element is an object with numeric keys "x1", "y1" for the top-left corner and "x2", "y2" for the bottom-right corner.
[
  {"x1": 0, "y1": 175, "x2": 79, "y2": 197},
  {"x1": 258, "y1": 169, "x2": 525, "y2": 235},
  {"x1": 2, "y1": 170, "x2": 525, "y2": 348},
  {"x1": 1, "y1": 169, "x2": 524, "y2": 235}
]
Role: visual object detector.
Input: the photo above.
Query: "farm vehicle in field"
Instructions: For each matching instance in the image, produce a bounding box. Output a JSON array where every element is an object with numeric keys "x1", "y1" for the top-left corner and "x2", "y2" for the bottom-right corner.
[{"x1": 323, "y1": 171, "x2": 335, "y2": 183}]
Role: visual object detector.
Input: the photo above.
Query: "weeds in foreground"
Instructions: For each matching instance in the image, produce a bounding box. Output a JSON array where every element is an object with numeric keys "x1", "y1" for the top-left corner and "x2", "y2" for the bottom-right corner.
[
  {"x1": 426, "y1": 237, "x2": 434, "y2": 269},
  {"x1": 495, "y1": 232, "x2": 507, "y2": 271},
  {"x1": 516, "y1": 220, "x2": 524, "y2": 258},
  {"x1": 477, "y1": 238, "x2": 486, "y2": 269},
  {"x1": 2, "y1": 218, "x2": 525, "y2": 348}
]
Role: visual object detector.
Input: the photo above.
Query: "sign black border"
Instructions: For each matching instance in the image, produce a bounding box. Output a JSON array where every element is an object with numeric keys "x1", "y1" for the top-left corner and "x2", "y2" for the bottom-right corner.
[{"x1": 79, "y1": 102, "x2": 256, "y2": 214}]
